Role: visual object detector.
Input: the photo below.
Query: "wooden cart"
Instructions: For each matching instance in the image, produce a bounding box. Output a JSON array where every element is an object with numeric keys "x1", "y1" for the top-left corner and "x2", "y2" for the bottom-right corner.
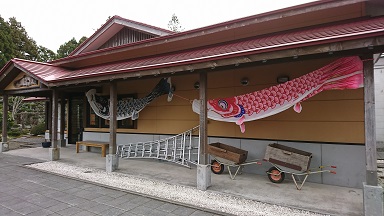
[
  {"x1": 264, "y1": 143, "x2": 336, "y2": 190},
  {"x1": 207, "y1": 142, "x2": 261, "y2": 179}
]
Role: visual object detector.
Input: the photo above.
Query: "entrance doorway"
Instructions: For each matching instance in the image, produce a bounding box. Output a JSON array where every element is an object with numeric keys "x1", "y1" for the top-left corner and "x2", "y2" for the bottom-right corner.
[{"x1": 68, "y1": 97, "x2": 84, "y2": 144}]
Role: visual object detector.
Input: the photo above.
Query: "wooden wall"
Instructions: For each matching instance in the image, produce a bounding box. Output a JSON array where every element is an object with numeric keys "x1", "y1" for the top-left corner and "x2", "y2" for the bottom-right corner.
[{"x1": 86, "y1": 57, "x2": 364, "y2": 144}]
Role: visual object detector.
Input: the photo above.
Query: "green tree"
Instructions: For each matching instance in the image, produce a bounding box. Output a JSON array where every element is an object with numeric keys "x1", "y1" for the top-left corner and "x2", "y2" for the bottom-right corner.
[
  {"x1": 0, "y1": 15, "x2": 54, "y2": 134},
  {"x1": 56, "y1": 36, "x2": 88, "y2": 58},
  {"x1": 0, "y1": 17, "x2": 11, "y2": 67},
  {"x1": 167, "y1": 14, "x2": 184, "y2": 32},
  {"x1": 37, "y1": 45, "x2": 57, "y2": 62},
  {"x1": 8, "y1": 17, "x2": 39, "y2": 61},
  {"x1": 0, "y1": 15, "x2": 55, "y2": 68}
]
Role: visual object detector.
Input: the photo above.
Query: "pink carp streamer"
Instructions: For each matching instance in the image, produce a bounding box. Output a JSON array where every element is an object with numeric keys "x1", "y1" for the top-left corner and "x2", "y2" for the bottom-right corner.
[{"x1": 192, "y1": 56, "x2": 363, "y2": 133}]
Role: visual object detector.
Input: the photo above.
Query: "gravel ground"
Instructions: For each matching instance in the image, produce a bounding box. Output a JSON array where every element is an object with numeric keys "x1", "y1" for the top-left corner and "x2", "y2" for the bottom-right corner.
[
  {"x1": 27, "y1": 161, "x2": 327, "y2": 216},
  {"x1": 7, "y1": 135, "x2": 45, "y2": 150}
]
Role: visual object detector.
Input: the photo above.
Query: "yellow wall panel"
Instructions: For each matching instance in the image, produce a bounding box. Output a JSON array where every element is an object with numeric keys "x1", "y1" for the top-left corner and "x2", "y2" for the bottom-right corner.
[
  {"x1": 171, "y1": 74, "x2": 199, "y2": 91},
  {"x1": 137, "y1": 106, "x2": 157, "y2": 120},
  {"x1": 246, "y1": 121, "x2": 364, "y2": 143},
  {"x1": 265, "y1": 100, "x2": 364, "y2": 122},
  {"x1": 156, "y1": 105, "x2": 197, "y2": 120},
  {"x1": 156, "y1": 120, "x2": 199, "y2": 134},
  {"x1": 87, "y1": 57, "x2": 364, "y2": 144}
]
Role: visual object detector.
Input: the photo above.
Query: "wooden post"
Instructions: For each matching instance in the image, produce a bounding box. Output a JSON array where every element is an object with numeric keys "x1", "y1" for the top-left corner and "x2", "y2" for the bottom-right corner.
[
  {"x1": 2, "y1": 94, "x2": 8, "y2": 143},
  {"x1": 60, "y1": 96, "x2": 66, "y2": 146},
  {"x1": 47, "y1": 98, "x2": 52, "y2": 141},
  {"x1": 51, "y1": 89, "x2": 58, "y2": 148},
  {"x1": 199, "y1": 72, "x2": 208, "y2": 165},
  {"x1": 363, "y1": 54, "x2": 378, "y2": 186},
  {"x1": 60, "y1": 98, "x2": 65, "y2": 140},
  {"x1": 109, "y1": 81, "x2": 117, "y2": 154}
]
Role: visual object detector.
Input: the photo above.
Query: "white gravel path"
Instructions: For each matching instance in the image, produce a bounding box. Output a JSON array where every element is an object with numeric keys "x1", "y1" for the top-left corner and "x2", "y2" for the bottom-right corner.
[{"x1": 27, "y1": 161, "x2": 327, "y2": 216}]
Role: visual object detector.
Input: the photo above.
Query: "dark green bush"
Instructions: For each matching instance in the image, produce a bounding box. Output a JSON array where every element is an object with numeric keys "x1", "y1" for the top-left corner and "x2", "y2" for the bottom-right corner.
[
  {"x1": 8, "y1": 129, "x2": 21, "y2": 137},
  {"x1": 30, "y1": 123, "x2": 46, "y2": 135}
]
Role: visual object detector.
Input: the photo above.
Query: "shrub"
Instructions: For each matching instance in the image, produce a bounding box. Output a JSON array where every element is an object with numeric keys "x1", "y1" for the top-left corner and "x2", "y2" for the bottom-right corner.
[
  {"x1": 8, "y1": 129, "x2": 21, "y2": 137},
  {"x1": 30, "y1": 123, "x2": 46, "y2": 135}
]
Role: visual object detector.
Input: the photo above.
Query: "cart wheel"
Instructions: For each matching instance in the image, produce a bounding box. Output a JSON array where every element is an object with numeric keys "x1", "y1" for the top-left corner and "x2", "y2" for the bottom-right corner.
[
  {"x1": 211, "y1": 160, "x2": 224, "y2": 174},
  {"x1": 267, "y1": 167, "x2": 285, "y2": 183}
]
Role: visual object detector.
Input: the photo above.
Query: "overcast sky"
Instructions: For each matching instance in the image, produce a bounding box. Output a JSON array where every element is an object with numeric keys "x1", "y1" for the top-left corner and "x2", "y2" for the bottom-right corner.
[{"x1": 0, "y1": 0, "x2": 315, "y2": 52}]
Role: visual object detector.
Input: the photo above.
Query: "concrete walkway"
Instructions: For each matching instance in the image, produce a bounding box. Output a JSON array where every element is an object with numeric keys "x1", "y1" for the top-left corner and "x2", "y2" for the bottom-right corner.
[
  {"x1": 4, "y1": 145, "x2": 365, "y2": 215},
  {"x1": 0, "y1": 154, "x2": 220, "y2": 216}
]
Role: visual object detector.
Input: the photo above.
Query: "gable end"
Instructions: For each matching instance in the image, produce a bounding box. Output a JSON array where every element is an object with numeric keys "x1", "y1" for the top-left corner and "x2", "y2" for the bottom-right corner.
[{"x1": 99, "y1": 27, "x2": 155, "y2": 50}]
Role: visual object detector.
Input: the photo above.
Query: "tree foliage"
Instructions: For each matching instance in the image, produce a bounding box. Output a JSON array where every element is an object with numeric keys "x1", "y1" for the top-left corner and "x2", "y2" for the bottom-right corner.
[
  {"x1": 168, "y1": 14, "x2": 184, "y2": 32},
  {"x1": 56, "y1": 36, "x2": 87, "y2": 59},
  {"x1": 37, "y1": 45, "x2": 57, "y2": 62},
  {"x1": 0, "y1": 15, "x2": 55, "y2": 135},
  {"x1": 0, "y1": 15, "x2": 56, "y2": 68}
]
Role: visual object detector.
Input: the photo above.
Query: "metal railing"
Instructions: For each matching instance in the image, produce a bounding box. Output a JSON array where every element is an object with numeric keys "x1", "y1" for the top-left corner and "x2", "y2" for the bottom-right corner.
[{"x1": 117, "y1": 126, "x2": 200, "y2": 168}]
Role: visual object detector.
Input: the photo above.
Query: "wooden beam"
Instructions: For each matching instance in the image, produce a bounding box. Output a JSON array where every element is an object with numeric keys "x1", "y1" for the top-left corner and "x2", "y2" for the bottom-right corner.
[
  {"x1": 3, "y1": 88, "x2": 51, "y2": 96},
  {"x1": 363, "y1": 54, "x2": 378, "y2": 186},
  {"x1": 51, "y1": 89, "x2": 58, "y2": 148},
  {"x1": 199, "y1": 71, "x2": 208, "y2": 165},
  {"x1": 109, "y1": 81, "x2": 117, "y2": 154},
  {"x1": 2, "y1": 94, "x2": 8, "y2": 143}
]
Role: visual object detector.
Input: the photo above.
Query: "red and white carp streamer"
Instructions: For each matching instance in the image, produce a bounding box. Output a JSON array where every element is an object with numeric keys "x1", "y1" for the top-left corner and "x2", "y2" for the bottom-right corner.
[{"x1": 192, "y1": 56, "x2": 363, "y2": 133}]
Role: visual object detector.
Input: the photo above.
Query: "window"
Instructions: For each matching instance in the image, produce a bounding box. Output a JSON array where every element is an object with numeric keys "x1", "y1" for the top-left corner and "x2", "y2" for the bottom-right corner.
[{"x1": 87, "y1": 106, "x2": 99, "y2": 128}]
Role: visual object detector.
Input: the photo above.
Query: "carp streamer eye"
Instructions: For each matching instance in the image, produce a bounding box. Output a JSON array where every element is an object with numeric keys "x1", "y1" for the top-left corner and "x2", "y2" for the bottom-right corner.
[{"x1": 218, "y1": 100, "x2": 228, "y2": 110}]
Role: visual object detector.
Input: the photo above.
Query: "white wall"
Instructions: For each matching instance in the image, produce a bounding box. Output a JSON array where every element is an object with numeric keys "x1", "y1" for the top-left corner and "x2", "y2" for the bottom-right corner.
[
  {"x1": 375, "y1": 56, "x2": 384, "y2": 147},
  {"x1": 83, "y1": 131, "x2": 364, "y2": 188}
]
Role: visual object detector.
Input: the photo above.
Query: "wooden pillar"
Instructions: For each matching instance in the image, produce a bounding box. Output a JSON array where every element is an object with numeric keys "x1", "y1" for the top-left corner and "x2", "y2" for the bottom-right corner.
[
  {"x1": 199, "y1": 71, "x2": 208, "y2": 165},
  {"x1": 51, "y1": 89, "x2": 58, "y2": 148},
  {"x1": 2, "y1": 94, "x2": 8, "y2": 143},
  {"x1": 363, "y1": 54, "x2": 378, "y2": 186},
  {"x1": 106, "y1": 81, "x2": 119, "y2": 172},
  {"x1": 60, "y1": 96, "x2": 66, "y2": 146},
  {"x1": 47, "y1": 98, "x2": 52, "y2": 140},
  {"x1": 109, "y1": 81, "x2": 117, "y2": 154}
]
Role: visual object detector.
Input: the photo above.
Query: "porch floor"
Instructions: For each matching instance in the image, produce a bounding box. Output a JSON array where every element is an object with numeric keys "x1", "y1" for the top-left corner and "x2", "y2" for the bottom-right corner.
[{"x1": 4, "y1": 145, "x2": 364, "y2": 216}]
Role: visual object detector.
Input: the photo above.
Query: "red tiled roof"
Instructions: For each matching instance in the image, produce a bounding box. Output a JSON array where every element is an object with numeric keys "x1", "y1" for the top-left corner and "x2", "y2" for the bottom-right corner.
[
  {"x1": 3, "y1": 16, "x2": 384, "y2": 85},
  {"x1": 11, "y1": 59, "x2": 71, "y2": 82},
  {"x1": 54, "y1": 0, "x2": 365, "y2": 64}
]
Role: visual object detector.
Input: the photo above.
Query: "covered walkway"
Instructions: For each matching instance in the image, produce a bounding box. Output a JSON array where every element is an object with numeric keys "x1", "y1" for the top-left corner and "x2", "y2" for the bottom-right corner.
[
  {"x1": 3, "y1": 146, "x2": 363, "y2": 216},
  {"x1": 0, "y1": 153, "x2": 219, "y2": 216}
]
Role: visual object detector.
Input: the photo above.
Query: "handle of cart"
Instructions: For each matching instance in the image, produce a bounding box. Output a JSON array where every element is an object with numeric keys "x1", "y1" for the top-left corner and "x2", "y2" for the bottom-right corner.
[{"x1": 266, "y1": 162, "x2": 337, "y2": 190}]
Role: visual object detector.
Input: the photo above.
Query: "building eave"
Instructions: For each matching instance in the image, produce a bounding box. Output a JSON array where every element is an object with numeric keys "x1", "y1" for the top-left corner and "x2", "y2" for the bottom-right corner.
[{"x1": 52, "y1": 0, "x2": 371, "y2": 69}]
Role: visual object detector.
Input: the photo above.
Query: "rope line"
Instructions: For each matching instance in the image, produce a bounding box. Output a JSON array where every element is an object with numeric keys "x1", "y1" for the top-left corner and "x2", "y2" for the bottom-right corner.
[{"x1": 173, "y1": 94, "x2": 193, "y2": 103}]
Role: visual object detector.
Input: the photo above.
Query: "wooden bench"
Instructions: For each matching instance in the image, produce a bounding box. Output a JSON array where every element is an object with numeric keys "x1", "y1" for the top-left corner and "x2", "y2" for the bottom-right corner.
[{"x1": 76, "y1": 141, "x2": 109, "y2": 157}]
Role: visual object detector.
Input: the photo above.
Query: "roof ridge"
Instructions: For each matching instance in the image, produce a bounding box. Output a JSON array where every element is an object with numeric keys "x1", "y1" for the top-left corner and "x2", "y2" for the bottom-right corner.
[
  {"x1": 51, "y1": 0, "x2": 367, "y2": 65},
  {"x1": 52, "y1": 16, "x2": 384, "y2": 83},
  {"x1": 68, "y1": 15, "x2": 174, "y2": 57},
  {"x1": 113, "y1": 15, "x2": 174, "y2": 34},
  {"x1": 13, "y1": 58, "x2": 54, "y2": 66}
]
